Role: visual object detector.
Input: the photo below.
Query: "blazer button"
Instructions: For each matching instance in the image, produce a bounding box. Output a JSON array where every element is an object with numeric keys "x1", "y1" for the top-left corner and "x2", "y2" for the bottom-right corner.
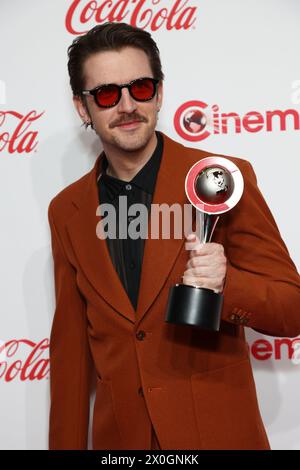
[
  {"x1": 136, "y1": 330, "x2": 146, "y2": 341},
  {"x1": 138, "y1": 386, "x2": 144, "y2": 397}
]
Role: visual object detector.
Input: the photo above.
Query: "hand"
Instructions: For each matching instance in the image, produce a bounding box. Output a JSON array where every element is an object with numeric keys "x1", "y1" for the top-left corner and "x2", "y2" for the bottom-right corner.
[{"x1": 182, "y1": 234, "x2": 227, "y2": 293}]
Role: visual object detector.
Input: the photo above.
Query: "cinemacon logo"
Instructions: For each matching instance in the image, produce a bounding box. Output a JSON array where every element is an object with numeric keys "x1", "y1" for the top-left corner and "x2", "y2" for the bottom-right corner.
[
  {"x1": 174, "y1": 100, "x2": 300, "y2": 142},
  {"x1": 65, "y1": 0, "x2": 197, "y2": 34},
  {"x1": 0, "y1": 337, "x2": 300, "y2": 382}
]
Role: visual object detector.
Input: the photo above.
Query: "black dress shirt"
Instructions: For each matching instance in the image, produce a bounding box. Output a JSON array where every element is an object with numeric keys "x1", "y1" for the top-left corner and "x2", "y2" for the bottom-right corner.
[{"x1": 98, "y1": 131, "x2": 163, "y2": 310}]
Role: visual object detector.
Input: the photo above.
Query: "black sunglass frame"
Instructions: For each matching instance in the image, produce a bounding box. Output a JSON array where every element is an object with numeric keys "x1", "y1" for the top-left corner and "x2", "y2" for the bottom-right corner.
[{"x1": 81, "y1": 77, "x2": 159, "y2": 108}]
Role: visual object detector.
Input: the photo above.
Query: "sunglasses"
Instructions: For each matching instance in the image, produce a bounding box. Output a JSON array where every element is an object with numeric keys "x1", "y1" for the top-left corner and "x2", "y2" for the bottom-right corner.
[{"x1": 81, "y1": 77, "x2": 159, "y2": 108}]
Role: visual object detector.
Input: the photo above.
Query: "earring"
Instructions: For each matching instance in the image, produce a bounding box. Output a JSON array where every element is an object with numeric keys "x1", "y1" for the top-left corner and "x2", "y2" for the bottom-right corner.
[{"x1": 82, "y1": 120, "x2": 92, "y2": 129}]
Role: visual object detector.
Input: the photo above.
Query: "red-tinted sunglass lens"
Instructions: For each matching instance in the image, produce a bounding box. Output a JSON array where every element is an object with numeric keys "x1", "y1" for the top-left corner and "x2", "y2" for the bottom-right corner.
[
  {"x1": 130, "y1": 79, "x2": 155, "y2": 101},
  {"x1": 96, "y1": 85, "x2": 120, "y2": 107}
]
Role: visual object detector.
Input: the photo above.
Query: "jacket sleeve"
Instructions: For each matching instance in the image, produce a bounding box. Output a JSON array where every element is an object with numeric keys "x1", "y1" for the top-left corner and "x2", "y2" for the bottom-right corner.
[
  {"x1": 220, "y1": 160, "x2": 300, "y2": 337},
  {"x1": 48, "y1": 202, "x2": 94, "y2": 449}
]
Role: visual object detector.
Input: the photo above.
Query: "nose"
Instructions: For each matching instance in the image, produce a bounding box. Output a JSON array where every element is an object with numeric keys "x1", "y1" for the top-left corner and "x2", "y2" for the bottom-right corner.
[{"x1": 117, "y1": 87, "x2": 137, "y2": 114}]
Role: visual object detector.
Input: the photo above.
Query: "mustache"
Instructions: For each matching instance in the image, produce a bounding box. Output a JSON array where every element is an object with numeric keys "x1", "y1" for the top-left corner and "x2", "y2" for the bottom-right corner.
[{"x1": 109, "y1": 114, "x2": 148, "y2": 128}]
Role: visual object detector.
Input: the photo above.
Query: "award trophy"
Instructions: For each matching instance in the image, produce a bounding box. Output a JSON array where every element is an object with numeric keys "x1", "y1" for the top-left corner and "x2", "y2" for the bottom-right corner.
[{"x1": 165, "y1": 156, "x2": 244, "y2": 331}]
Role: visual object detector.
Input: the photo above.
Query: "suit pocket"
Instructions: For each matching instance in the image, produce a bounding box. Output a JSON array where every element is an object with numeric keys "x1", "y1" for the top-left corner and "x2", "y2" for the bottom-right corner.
[
  {"x1": 190, "y1": 359, "x2": 270, "y2": 450},
  {"x1": 92, "y1": 378, "x2": 122, "y2": 450}
]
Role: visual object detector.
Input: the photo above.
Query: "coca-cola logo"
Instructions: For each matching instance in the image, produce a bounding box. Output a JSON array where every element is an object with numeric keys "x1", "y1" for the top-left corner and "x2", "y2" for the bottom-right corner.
[
  {"x1": 0, "y1": 110, "x2": 44, "y2": 155},
  {"x1": 66, "y1": 0, "x2": 197, "y2": 34},
  {"x1": 0, "y1": 339, "x2": 49, "y2": 382}
]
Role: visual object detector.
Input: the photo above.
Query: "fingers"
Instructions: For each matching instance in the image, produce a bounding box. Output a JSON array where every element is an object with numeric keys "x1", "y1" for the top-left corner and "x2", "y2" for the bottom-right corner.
[
  {"x1": 185, "y1": 233, "x2": 203, "y2": 252},
  {"x1": 184, "y1": 264, "x2": 225, "y2": 278},
  {"x1": 182, "y1": 274, "x2": 222, "y2": 293},
  {"x1": 186, "y1": 253, "x2": 220, "y2": 269},
  {"x1": 183, "y1": 234, "x2": 227, "y2": 294}
]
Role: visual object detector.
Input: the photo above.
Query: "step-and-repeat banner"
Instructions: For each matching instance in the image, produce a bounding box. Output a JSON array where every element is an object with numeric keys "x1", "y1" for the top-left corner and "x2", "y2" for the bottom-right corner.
[{"x1": 1, "y1": 0, "x2": 300, "y2": 450}]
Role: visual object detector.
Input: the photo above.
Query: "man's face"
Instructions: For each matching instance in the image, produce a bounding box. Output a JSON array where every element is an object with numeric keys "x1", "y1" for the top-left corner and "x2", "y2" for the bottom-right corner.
[{"x1": 74, "y1": 46, "x2": 163, "y2": 153}]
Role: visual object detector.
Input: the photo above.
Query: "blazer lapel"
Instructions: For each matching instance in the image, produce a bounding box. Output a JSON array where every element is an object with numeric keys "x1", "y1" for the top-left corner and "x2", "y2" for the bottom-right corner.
[{"x1": 66, "y1": 154, "x2": 136, "y2": 323}]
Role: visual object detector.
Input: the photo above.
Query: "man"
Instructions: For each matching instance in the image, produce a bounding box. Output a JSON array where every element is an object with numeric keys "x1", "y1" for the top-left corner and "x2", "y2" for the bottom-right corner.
[{"x1": 48, "y1": 22, "x2": 300, "y2": 450}]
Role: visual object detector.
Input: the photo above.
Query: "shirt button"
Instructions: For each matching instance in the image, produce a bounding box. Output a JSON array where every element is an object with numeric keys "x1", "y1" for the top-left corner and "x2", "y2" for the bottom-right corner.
[
  {"x1": 130, "y1": 261, "x2": 136, "y2": 269},
  {"x1": 136, "y1": 330, "x2": 146, "y2": 341},
  {"x1": 125, "y1": 184, "x2": 132, "y2": 191}
]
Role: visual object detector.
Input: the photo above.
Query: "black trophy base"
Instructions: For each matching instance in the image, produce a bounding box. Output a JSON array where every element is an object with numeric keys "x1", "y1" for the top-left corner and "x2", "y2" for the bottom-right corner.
[{"x1": 165, "y1": 284, "x2": 223, "y2": 331}]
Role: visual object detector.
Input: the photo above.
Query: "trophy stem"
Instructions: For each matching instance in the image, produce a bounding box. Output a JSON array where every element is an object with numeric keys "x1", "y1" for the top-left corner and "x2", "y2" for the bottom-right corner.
[{"x1": 195, "y1": 211, "x2": 220, "y2": 243}]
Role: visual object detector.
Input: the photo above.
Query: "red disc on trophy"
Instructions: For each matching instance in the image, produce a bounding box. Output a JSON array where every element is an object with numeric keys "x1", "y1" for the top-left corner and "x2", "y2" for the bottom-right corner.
[{"x1": 185, "y1": 156, "x2": 244, "y2": 215}]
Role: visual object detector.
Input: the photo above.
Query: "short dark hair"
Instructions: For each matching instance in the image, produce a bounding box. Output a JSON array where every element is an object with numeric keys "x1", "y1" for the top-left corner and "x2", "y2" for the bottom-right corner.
[{"x1": 67, "y1": 22, "x2": 164, "y2": 97}]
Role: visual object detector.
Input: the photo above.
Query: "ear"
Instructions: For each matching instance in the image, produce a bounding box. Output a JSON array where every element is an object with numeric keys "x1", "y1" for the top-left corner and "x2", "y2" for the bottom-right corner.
[
  {"x1": 73, "y1": 95, "x2": 91, "y2": 124},
  {"x1": 156, "y1": 80, "x2": 163, "y2": 111}
]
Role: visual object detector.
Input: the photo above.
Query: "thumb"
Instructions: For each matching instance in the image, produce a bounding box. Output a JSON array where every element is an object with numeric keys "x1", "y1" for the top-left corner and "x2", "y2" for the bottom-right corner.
[{"x1": 185, "y1": 232, "x2": 203, "y2": 251}]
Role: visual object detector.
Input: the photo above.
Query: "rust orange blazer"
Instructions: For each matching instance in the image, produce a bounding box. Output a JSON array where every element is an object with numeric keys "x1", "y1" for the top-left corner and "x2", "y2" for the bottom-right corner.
[{"x1": 48, "y1": 132, "x2": 300, "y2": 450}]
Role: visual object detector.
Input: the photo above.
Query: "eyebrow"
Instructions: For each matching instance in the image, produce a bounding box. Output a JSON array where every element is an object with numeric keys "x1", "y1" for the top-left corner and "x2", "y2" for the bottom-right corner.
[{"x1": 90, "y1": 76, "x2": 151, "y2": 90}]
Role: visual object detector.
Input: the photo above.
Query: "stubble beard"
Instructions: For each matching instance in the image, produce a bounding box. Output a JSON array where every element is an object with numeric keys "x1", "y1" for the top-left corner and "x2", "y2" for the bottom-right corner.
[{"x1": 104, "y1": 118, "x2": 157, "y2": 155}]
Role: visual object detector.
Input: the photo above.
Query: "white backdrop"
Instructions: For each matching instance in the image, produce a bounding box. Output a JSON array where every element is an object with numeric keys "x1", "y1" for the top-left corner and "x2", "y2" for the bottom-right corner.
[{"x1": 0, "y1": 0, "x2": 300, "y2": 450}]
